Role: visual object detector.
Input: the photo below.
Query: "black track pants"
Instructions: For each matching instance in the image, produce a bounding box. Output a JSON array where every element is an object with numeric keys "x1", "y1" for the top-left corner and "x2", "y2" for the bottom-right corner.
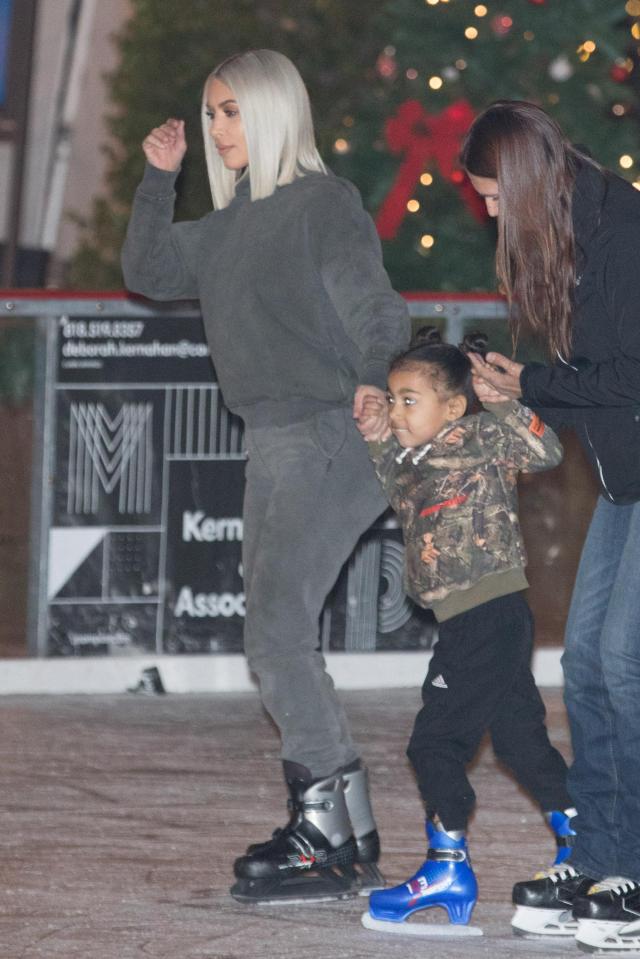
[{"x1": 406, "y1": 591, "x2": 571, "y2": 832}]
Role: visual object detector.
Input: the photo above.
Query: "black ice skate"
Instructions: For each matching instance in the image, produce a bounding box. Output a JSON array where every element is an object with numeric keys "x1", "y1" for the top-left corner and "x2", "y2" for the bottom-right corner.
[
  {"x1": 341, "y1": 759, "x2": 385, "y2": 893},
  {"x1": 573, "y1": 877, "x2": 640, "y2": 953},
  {"x1": 511, "y1": 864, "x2": 595, "y2": 938},
  {"x1": 230, "y1": 761, "x2": 359, "y2": 904}
]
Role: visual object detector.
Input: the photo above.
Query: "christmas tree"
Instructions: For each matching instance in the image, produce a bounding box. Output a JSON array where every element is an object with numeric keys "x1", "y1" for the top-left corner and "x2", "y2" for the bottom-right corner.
[{"x1": 333, "y1": 0, "x2": 640, "y2": 293}]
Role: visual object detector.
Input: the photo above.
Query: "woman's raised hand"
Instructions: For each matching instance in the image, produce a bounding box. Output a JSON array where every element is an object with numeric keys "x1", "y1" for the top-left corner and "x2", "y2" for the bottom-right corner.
[{"x1": 142, "y1": 118, "x2": 187, "y2": 172}]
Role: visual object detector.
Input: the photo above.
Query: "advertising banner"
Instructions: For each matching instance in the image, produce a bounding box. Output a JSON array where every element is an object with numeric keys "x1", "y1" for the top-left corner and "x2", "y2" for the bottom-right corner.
[
  {"x1": 164, "y1": 459, "x2": 246, "y2": 654},
  {"x1": 47, "y1": 312, "x2": 245, "y2": 655},
  {"x1": 44, "y1": 309, "x2": 434, "y2": 656}
]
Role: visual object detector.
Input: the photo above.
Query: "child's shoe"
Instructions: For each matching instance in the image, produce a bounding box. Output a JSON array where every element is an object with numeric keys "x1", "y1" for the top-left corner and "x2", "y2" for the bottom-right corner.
[{"x1": 361, "y1": 819, "x2": 482, "y2": 937}]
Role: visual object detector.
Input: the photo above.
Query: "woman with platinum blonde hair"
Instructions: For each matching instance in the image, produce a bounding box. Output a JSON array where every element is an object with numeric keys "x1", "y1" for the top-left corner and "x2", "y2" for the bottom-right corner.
[
  {"x1": 202, "y1": 49, "x2": 326, "y2": 208},
  {"x1": 122, "y1": 49, "x2": 409, "y2": 905}
]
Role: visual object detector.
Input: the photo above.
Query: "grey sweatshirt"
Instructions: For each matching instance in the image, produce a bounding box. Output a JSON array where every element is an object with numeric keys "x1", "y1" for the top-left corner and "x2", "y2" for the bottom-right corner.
[{"x1": 121, "y1": 164, "x2": 410, "y2": 426}]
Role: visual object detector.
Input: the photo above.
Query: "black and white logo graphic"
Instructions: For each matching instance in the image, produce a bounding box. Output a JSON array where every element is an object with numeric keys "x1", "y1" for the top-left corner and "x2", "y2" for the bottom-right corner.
[{"x1": 67, "y1": 401, "x2": 154, "y2": 515}]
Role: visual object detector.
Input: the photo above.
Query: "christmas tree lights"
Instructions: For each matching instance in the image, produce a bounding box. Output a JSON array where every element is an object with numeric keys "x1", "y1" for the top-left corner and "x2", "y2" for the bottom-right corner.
[{"x1": 333, "y1": 0, "x2": 640, "y2": 292}]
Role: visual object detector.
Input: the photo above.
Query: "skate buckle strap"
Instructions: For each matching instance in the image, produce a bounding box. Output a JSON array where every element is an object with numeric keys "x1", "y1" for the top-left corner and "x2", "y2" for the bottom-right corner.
[
  {"x1": 286, "y1": 793, "x2": 334, "y2": 808},
  {"x1": 284, "y1": 831, "x2": 327, "y2": 869},
  {"x1": 426, "y1": 848, "x2": 466, "y2": 863},
  {"x1": 556, "y1": 835, "x2": 575, "y2": 848},
  {"x1": 287, "y1": 797, "x2": 335, "y2": 814},
  {"x1": 302, "y1": 799, "x2": 335, "y2": 813}
]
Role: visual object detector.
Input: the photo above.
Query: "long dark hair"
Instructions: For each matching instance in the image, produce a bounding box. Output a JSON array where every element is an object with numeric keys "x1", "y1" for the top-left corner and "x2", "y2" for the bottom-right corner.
[
  {"x1": 390, "y1": 326, "x2": 488, "y2": 411},
  {"x1": 461, "y1": 100, "x2": 588, "y2": 359}
]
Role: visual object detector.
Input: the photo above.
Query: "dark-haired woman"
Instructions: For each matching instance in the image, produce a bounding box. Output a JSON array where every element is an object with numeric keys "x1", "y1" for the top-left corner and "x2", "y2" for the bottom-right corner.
[
  {"x1": 356, "y1": 329, "x2": 572, "y2": 935},
  {"x1": 463, "y1": 99, "x2": 640, "y2": 953}
]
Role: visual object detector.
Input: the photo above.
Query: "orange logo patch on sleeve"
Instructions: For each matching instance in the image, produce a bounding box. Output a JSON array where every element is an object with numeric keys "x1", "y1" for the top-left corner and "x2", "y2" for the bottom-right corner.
[{"x1": 529, "y1": 414, "x2": 545, "y2": 437}]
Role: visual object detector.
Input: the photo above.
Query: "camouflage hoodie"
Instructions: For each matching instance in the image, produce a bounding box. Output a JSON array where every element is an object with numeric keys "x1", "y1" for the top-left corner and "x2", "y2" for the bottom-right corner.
[{"x1": 368, "y1": 401, "x2": 563, "y2": 621}]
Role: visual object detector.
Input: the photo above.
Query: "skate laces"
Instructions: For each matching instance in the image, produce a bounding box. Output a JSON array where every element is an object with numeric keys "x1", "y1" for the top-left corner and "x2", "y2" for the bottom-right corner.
[
  {"x1": 533, "y1": 864, "x2": 579, "y2": 882},
  {"x1": 588, "y1": 877, "x2": 640, "y2": 896}
]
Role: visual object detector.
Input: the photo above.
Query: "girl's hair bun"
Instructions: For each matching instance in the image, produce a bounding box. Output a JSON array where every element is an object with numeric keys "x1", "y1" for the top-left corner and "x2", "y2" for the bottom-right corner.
[
  {"x1": 459, "y1": 330, "x2": 489, "y2": 358},
  {"x1": 410, "y1": 325, "x2": 442, "y2": 348}
]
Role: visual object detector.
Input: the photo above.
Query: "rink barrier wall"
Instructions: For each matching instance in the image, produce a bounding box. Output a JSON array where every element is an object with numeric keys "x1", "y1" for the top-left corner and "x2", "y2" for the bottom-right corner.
[{"x1": 0, "y1": 648, "x2": 564, "y2": 695}]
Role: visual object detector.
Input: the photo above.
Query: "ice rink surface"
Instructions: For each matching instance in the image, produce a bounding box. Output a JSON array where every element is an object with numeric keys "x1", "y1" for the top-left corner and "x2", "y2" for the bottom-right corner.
[{"x1": 1, "y1": 685, "x2": 580, "y2": 958}]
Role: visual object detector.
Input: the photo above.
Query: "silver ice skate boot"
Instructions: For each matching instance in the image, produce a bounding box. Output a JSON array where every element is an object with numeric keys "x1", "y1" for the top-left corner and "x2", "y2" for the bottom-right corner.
[
  {"x1": 230, "y1": 761, "x2": 359, "y2": 904},
  {"x1": 341, "y1": 759, "x2": 385, "y2": 893}
]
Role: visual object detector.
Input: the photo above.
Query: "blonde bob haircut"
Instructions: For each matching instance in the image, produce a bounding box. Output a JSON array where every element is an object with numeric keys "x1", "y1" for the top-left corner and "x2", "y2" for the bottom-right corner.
[{"x1": 202, "y1": 49, "x2": 327, "y2": 209}]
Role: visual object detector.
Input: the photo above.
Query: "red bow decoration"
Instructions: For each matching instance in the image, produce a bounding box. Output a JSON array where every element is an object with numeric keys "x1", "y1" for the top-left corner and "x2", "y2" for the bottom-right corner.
[{"x1": 375, "y1": 99, "x2": 487, "y2": 241}]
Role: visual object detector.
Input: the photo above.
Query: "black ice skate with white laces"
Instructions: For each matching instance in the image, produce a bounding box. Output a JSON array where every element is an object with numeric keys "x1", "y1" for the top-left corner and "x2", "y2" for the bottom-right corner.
[
  {"x1": 511, "y1": 864, "x2": 595, "y2": 937},
  {"x1": 573, "y1": 877, "x2": 640, "y2": 954},
  {"x1": 511, "y1": 808, "x2": 587, "y2": 937},
  {"x1": 230, "y1": 761, "x2": 359, "y2": 904}
]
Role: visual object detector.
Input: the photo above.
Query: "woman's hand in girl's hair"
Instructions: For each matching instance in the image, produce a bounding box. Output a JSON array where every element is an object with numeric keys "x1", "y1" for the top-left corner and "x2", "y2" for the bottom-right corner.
[
  {"x1": 468, "y1": 351, "x2": 524, "y2": 400},
  {"x1": 471, "y1": 372, "x2": 511, "y2": 405},
  {"x1": 353, "y1": 386, "x2": 391, "y2": 442},
  {"x1": 142, "y1": 118, "x2": 187, "y2": 172}
]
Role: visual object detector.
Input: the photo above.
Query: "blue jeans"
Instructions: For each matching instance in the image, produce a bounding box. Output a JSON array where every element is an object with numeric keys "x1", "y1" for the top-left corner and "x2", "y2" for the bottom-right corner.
[{"x1": 562, "y1": 496, "x2": 640, "y2": 881}]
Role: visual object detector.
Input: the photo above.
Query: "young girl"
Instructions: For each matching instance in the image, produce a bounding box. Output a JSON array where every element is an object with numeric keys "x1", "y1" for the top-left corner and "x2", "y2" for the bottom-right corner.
[
  {"x1": 356, "y1": 328, "x2": 574, "y2": 935},
  {"x1": 121, "y1": 49, "x2": 409, "y2": 904}
]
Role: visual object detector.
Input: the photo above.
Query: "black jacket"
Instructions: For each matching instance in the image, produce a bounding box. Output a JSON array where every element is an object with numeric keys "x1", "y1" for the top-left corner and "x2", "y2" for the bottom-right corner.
[{"x1": 520, "y1": 161, "x2": 640, "y2": 504}]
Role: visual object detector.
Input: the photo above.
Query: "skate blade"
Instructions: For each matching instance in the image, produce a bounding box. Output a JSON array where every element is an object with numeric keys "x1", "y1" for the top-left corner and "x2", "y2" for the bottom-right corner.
[
  {"x1": 576, "y1": 918, "x2": 640, "y2": 954},
  {"x1": 355, "y1": 862, "x2": 386, "y2": 896},
  {"x1": 511, "y1": 905, "x2": 577, "y2": 938},
  {"x1": 361, "y1": 912, "x2": 483, "y2": 937},
  {"x1": 235, "y1": 892, "x2": 357, "y2": 906},
  {"x1": 230, "y1": 873, "x2": 358, "y2": 906}
]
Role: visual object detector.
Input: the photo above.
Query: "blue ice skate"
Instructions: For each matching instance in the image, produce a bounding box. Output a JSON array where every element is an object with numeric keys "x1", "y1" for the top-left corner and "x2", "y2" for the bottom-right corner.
[
  {"x1": 361, "y1": 820, "x2": 483, "y2": 938},
  {"x1": 546, "y1": 808, "x2": 577, "y2": 866}
]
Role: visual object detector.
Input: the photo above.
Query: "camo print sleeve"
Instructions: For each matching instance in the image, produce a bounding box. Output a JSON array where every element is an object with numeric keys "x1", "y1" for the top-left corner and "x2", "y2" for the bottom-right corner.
[
  {"x1": 366, "y1": 437, "x2": 402, "y2": 501},
  {"x1": 483, "y1": 401, "x2": 563, "y2": 473}
]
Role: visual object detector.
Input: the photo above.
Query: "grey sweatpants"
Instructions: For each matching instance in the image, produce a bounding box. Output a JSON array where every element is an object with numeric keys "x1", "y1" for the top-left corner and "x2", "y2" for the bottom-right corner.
[{"x1": 242, "y1": 407, "x2": 387, "y2": 778}]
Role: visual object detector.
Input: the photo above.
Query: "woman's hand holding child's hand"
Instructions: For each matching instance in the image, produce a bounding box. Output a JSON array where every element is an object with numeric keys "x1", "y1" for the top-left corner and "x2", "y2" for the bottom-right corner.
[{"x1": 353, "y1": 386, "x2": 391, "y2": 443}]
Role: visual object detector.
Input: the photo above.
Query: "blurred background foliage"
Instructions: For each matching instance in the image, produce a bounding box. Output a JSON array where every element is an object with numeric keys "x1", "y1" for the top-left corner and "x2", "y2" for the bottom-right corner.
[{"x1": 0, "y1": 325, "x2": 35, "y2": 406}]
